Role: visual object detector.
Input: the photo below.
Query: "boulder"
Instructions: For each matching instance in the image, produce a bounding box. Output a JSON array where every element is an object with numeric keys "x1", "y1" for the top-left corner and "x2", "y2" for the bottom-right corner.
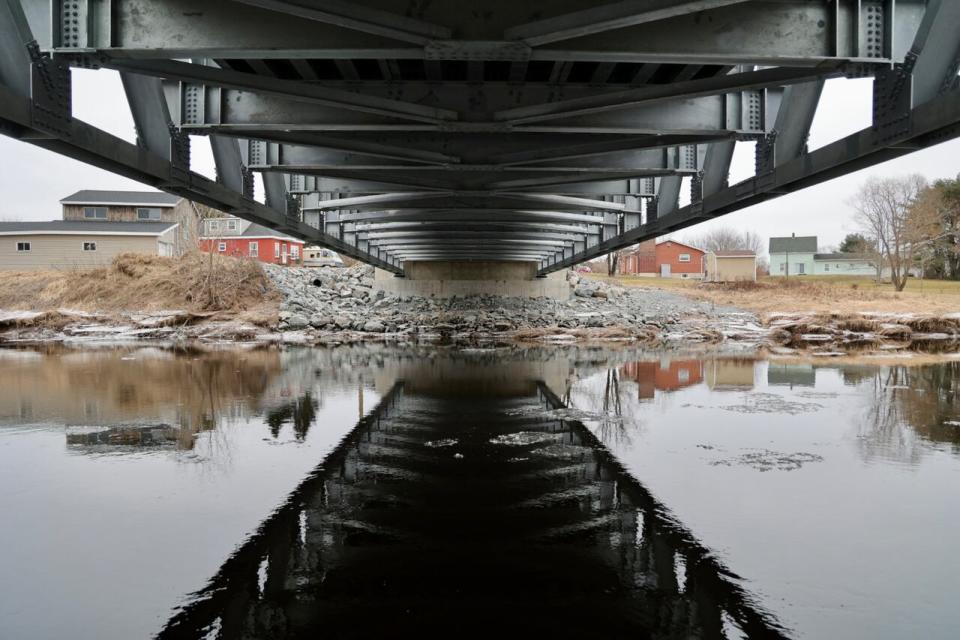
[
  {"x1": 363, "y1": 320, "x2": 386, "y2": 333},
  {"x1": 282, "y1": 313, "x2": 310, "y2": 330}
]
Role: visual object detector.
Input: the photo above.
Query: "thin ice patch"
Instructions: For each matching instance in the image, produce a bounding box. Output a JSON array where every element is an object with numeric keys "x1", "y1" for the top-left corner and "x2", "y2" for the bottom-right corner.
[
  {"x1": 424, "y1": 438, "x2": 459, "y2": 448},
  {"x1": 685, "y1": 393, "x2": 823, "y2": 415},
  {"x1": 489, "y1": 431, "x2": 565, "y2": 446},
  {"x1": 710, "y1": 449, "x2": 824, "y2": 471},
  {"x1": 503, "y1": 405, "x2": 622, "y2": 423}
]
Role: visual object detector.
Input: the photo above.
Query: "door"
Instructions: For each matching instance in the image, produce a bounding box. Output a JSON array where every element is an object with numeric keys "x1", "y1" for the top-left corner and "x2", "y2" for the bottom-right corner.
[{"x1": 660, "y1": 263, "x2": 671, "y2": 277}]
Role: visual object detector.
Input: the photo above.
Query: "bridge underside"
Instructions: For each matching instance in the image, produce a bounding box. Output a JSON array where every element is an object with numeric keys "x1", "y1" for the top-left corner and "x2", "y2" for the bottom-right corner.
[{"x1": 1, "y1": 1, "x2": 959, "y2": 276}]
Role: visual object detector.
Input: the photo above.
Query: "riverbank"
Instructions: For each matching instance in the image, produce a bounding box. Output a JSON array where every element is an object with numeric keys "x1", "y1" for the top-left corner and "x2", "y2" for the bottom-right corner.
[{"x1": 0, "y1": 254, "x2": 959, "y2": 356}]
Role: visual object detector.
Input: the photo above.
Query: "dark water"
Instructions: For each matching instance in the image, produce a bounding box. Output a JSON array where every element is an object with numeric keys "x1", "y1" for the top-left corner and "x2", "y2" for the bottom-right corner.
[{"x1": 0, "y1": 346, "x2": 958, "y2": 639}]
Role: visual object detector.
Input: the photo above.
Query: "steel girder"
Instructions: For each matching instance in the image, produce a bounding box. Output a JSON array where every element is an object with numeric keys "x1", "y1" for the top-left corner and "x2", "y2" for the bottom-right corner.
[
  {"x1": 2, "y1": 0, "x2": 959, "y2": 273},
  {"x1": 31, "y1": 0, "x2": 927, "y2": 65}
]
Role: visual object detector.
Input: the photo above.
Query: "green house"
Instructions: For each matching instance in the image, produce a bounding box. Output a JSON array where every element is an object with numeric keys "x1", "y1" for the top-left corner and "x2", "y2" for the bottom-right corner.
[{"x1": 769, "y1": 235, "x2": 817, "y2": 276}]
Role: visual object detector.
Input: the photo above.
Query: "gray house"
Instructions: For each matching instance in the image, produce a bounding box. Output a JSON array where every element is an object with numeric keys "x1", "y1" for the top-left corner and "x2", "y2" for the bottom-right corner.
[{"x1": 769, "y1": 235, "x2": 818, "y2": 276}]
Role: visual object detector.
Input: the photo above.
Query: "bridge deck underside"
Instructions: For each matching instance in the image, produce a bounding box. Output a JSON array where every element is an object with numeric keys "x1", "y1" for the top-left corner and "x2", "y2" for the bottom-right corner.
[{"x1": 1, "y1": 0, "x2": 959, "y2": 275}]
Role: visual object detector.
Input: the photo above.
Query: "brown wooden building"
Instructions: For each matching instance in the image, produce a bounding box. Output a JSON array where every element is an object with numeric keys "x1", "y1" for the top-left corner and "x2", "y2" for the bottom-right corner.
[{"x1": 60, "y1": 190, "x2": 201, "y2": 254}]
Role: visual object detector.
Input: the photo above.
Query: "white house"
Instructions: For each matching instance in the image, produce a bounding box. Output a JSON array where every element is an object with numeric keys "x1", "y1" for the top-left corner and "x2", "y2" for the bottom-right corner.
[{"x1": 812, "y1": 252, "x2": 877, "y2": 276}]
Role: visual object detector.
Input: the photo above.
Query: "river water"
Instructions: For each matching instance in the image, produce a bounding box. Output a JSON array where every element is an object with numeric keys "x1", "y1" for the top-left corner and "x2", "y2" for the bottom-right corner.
[{"x1": 0, "y1": 345, "x2": 958, "y2": 639}]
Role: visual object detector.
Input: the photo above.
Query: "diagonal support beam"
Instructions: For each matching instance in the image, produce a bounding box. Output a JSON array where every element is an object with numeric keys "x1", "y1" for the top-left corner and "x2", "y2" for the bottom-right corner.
[
  {"x1": 496, "y1": 66, "x2": 841, "y2": 124},
  {"x1": 505, "y1": 0, "x2": 751, "y2": 47},
  {"x1": 229, "y1": 0, "x2": 452, "y2": 45},
  {"x1": 102, "y1": 59, "x2": 458, "y2": 124}
]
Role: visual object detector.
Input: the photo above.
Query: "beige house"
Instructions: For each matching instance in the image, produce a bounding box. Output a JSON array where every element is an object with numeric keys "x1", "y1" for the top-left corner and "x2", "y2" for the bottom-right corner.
[
  {"x1": 60, "y1": 189, "x2": 200, "y2": 254},
  {"x1": 0, "y1": 221, "x2": 179, "y2": 270},
  {"x1": 704, "y1": 250, "x2": 757, "y2": 282}
]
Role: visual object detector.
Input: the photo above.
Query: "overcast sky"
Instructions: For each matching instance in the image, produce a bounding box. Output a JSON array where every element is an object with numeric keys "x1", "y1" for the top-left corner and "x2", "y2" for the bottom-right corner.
[{"x1": 1, "y1": 71, "x2": 958, "y2": 255}]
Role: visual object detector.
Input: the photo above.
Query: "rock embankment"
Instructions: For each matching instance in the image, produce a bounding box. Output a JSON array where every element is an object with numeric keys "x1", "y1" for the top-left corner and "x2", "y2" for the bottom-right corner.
[{"x1": 265, "y1": 264, "x2": 765, "y2": 345}]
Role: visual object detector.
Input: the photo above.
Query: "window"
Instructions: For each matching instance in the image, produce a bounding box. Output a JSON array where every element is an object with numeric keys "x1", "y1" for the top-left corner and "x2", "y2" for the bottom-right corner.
[
  {"x1": 136, "y1": 207, "x2": 161, "y2": 221},
  {"x1": 16, "y1": 241, "x2": 30, "y2": 252},
  {"x1": 249, "y1": 241, "x2": 258, "y2": 257},
  {"x1": 83, "y1": 206, "x2": 107, "y2": 219},
  {"x1": 678, "y1": 369, "x2": 690, "y2": 383},
  {"x1": 227, "y1": 220, "x2": 239, "y2": 231},
  {"x1": 208, "y1": 220, "x2": 220, "y2": 233},
  {"x1": 824, "y1": 263, "x2": 830, "y2": 272},
  {"x1": 218, "y1": 242, "x2": 227, "y2": 252},
  {"x1": 678, "y1": 253, "x2": 691, "y2": 263},
  {"x1": 82, "y1": 242, "x2": 97, "y2": 252},
  {"x1": 291, "y1": 245, "x2": 299, "y2": 259},
  {"x1": 274, "y1": 242, "x2": 280, "y2": 259},
  {"x1": 779, "y1": 262, "x2": 785, "y2": 273}
]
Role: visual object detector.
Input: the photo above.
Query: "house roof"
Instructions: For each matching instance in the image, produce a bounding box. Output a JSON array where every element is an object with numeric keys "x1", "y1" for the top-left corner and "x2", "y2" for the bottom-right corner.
[
  {"x1": 713, "y1": 250, "x2": 756, "y2": 257},
  {"x1": 769, "y1": 235, "x2": 817, "y2": 253},
  {"x1": 0, "y1": 220, "x2": 178, "y2": 236},
  {"x1": 241, "y1": 222, "x2": 300, "y2": 240},
  {"x1": 657, "y1": 240, "x2": 704, "y2": 253},
  {"x1": 60, "y1": 190, "x2": 181, "y2": 207},
  {"x1": 814, "y1": 253, "x2": 873, "y2": 261},
  {"x1": 203, "y1": 218, "x2": 301, "y2": 241}
]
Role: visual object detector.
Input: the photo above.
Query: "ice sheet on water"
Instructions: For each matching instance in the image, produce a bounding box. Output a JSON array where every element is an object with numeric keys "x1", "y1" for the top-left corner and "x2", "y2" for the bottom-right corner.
[
  {"x1": 424, "y1": 438, "x2": 458, "y2": 448},
  {"x1": 489, "y1": 431, "x2": 565, "y2": 446}
]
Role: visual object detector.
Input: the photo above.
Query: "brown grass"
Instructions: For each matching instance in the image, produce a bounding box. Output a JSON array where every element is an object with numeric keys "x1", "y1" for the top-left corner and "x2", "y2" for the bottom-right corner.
[
  {"x1": 0, "y1": 252, "x2": 279, "y2": 320},
  {"x1": 598, "y1": 275, "x2": 960, "y2": 315}
]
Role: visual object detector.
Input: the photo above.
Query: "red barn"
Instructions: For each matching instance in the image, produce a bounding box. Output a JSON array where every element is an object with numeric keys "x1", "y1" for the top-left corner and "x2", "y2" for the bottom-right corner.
[
  {"x1": 619, "y1": 239, "x2": 705, "y2": 278},
  {"x1": 199, "y1": 217, "x2": 304, "y2": 265}
]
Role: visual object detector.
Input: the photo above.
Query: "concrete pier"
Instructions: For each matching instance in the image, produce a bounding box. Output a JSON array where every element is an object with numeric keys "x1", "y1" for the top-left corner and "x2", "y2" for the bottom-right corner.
[{"x1": 372, "y1": 261, "x2": 571, "y2": 300}]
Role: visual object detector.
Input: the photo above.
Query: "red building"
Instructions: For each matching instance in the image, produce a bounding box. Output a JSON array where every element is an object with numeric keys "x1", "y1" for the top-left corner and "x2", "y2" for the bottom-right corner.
[
  {"x1": 199, "y1": 217, "x2": 304, "y2": 265},
  {"x1": 619, "y1": 239, "x2": 705, "y2": 278}
]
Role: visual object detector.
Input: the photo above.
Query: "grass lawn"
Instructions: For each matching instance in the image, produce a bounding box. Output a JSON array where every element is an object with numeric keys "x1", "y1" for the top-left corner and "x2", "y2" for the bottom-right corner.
[{"x1": 584, "y1": 272, "x2": 960, "y2": 314}]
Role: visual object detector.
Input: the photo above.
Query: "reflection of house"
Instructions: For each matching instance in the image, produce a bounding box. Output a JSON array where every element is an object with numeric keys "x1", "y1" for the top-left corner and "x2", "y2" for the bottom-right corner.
[
  {"x1": 199, "y1": 215, "x2": 304, "y2": 265},
  {"x1": 0, "y1": 348, "x2": 283, "y2": 450},
  {"x1": 767, "y1": 363, "x2": 816, "y2": 387},
  {"x1": 621, "y1": 359, "x2": 703, "y2": 399},
  {"x1": 705, "y1": 359, "x2": 756, "y2": 390}
]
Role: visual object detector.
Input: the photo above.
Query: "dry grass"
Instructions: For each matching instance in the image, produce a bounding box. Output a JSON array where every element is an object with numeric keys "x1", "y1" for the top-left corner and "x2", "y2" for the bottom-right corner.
[
  {"x1": 0, "y1": 252, "x2": 279, "y2": 321},
  {"x1": 590, "y1": 274, "x2": 960, "y2": 315}
]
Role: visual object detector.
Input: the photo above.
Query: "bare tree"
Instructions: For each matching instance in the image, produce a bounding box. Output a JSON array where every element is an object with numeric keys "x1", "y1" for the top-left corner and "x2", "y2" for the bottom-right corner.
[
  {"x1": 850, "y1": 175, "x2": 929, "y2": 291},
  {"x1": 684, "y1": 226, "x2": 764, "y2": 255},
  {"x1": 605, "y1": 247, "x2": 632, "y2": 276}
]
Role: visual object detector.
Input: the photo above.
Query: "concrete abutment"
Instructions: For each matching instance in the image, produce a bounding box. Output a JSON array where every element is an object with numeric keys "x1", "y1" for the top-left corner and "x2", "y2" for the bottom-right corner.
[{"x1": 373, "y1": 261, "x2": 571, "y2": 300}]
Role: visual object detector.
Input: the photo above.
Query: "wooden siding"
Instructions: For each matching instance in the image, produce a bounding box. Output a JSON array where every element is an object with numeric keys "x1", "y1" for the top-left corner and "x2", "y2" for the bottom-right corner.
[
  {"x1": 62, "y1": 200, "x2": 199, "y2": 256},
  {"x1": 0, "y1": 233, "x2": 163, "y2": 270}
]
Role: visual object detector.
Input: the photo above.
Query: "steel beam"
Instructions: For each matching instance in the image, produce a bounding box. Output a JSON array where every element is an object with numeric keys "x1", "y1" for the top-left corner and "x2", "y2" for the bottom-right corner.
[
  {"x1": 332, "y1": 209, "x2": 612, "y2": 225},
  {"x1": 504, "y1": 1, "x2": 752, "y2": 47},
  {"x1": 541, "y1": 87, "x2": 960, "y2": 273},
  {"x1": 229, "y1": 0, "x2": 452, "y2": 45},
  {"x1": 36, "y1": 0, "x2": 927, "y2": 65}
]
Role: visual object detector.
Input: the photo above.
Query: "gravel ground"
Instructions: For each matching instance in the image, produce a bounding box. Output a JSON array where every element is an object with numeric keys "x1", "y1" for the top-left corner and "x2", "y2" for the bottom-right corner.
[{"x1": 264, "y1": 264, "x2": 765, "y2": 345}]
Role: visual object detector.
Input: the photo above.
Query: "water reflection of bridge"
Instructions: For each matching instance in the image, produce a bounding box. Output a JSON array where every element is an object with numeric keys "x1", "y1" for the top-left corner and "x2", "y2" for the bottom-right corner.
[{"x1": 159, "y1": 376, "x2": 787, "y2": 639}]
